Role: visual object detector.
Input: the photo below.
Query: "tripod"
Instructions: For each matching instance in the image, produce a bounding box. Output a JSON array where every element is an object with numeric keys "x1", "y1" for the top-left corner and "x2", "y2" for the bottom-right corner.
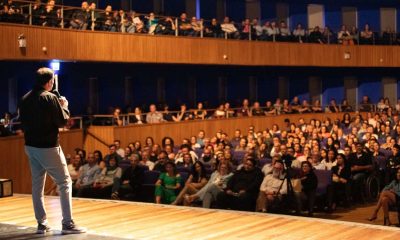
[{"x1": 278, "y1": 155, "x2": 296, "y2": 214}]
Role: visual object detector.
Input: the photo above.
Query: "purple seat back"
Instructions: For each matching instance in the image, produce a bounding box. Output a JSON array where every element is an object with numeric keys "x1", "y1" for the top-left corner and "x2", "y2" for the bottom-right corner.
[
  {"x1": 178, "y1": 171, "x2": 189, "y2": 185},
  {"x1": 259, "y1": 158, "x2": 272, "y2": 167},
  {"x1": 314, "y1": 170, "x2": 332, "y2": 196},
  {"x1": 374, "y1": 155, "x2": 387, "y2": 170},
  {"x1": 143, "y1": 170, "x2": 160, "y2": 185}
]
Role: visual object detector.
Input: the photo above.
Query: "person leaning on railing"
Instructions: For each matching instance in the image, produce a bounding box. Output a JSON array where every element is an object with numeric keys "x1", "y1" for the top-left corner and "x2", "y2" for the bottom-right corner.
[{"x1": 69, "y1": 1, "x2": 90, "y2": 30}]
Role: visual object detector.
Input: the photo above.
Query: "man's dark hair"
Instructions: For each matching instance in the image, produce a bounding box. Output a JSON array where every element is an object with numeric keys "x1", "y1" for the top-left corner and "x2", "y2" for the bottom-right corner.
[{"x1": 35, "y1": 68, "x2": 54, "y2": 87}]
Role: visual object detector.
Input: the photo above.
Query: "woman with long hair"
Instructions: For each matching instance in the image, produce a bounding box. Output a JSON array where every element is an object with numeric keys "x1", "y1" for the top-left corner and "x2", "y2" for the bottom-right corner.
[
  {"x1": 172, "y1": 161, "x2": 208, "y2": 205},
  {"x1": 368, "y1": 168, "x2": 400, "y2": 226}
]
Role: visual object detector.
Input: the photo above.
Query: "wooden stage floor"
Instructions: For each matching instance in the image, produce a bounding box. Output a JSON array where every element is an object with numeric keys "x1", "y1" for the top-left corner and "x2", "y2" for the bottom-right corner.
[{"x1": 0, "y1": 194, "x2": 399, "y2": 240}]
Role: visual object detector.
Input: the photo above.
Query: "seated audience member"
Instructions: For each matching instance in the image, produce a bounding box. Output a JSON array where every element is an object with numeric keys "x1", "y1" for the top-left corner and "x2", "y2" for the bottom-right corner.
[
  {"x1": 290, "y1": 96, "x2": 301, "y2": 113},
  {"x1": 282, "y1": 99, "x2": 292, "y2": 114},
  {"x1": 178, "y1": 12, "x2": 192, "y2": 36},
  {"x1": 251, "y1": 101, "x2": 264, "y2": 116},
  {"x1": 154, "y1": 151, "x2": 169, "y2": 172},
  {"x1": 311, "y1": 99, "x2": 323, "y2": 113},
  {"x1": 68, "y1": 154, "x2": 82, "y2": 185},
  {"x1": 295, "y1": 161, "x2": 318, "y2": 216},
  {"x1": 278, "y1": 21, "x2": 291, "y2": 42},
  {"x1": 98, "y1": 5, "x2": 116, "y2": 31},
  {"x1": 221, "y1": 16, "x2": 239, "y2": 39},
  {"x1": 309, "y1": 26, "x2": 323, "y2": 44},
  {"x1": 338, "y1": 25, "x2": 353, "y2": 45},
  {"x1": 104, "y1": 144, "x2": 123, "y2": 165},
  {"x1": 199, "y1": 148, "x2": 214, "y2": 163},
  {"x1": 298, "y1": 100, "x2": 311, "y2": 114},
  {"x1": 329, "y1": 153, "x2": 351, "y2": 210},
  {"x1": 360, "y1": 23, "x2": 374, "y2": 45},
  {"x1": 112, "y1": 107, "x2": 123, "y2": 126},
  {"x1": 216, "y1": 158, "x2": 263, "y2": 211},
  {"x1": 155, "y1": 17, "x2": 176, "y2": 35},
  {"x1": 111, "y1": 153, "x2": 144, "y2": 200},
  {"x1": 264, "y1": 101, "x2": 276, "y2": 115},
  {"x1": 224, "y1": 102, "x2": 235, "y2": 118},
  {"x1": 176, "y1": 153, "x2": 194, "y2": 169},
  {"x1": 252, "y1": 18, "x2": 263, "y2": 40},
  {"x1": 204, "y1": 18, "x2": 223, "y2": 38},
  {"x1": 292, "y1": 23, "x2": 306, "y2": 43},
  {"x1": 140, "y1": 150, "x2": 155, "y2": 170},
  {"x1": 173, "y1": 104, "x2": 192, "y2": 122},
  {"x1": 69, "y1": 1, "x2": 90, "y2": 30},
  {"x1": 186, "y1": 163, "x2": 233, "y2": 208},
  {"x1": 328, "y1": 99, "x2": 340, "y2": 113},
  {"x1": 213, "y1": 104, "x2": 226, "y2": 119},
  {"x1": 237, "y1": 99, "x2": 251, "y2": 117},
  {"x1": 88, "y1": 156, "x2": 122, "y2": 199},
  {"x1": 42, "y1": 0, "x2": 58, "y2": 27},
  {"x1": 386, "y1": 144, "x2": 400, "y2": 183},
  {"x1": 340, "y1": 99, "x2": 353, "y2": 112},
  {"x1": 349, "y1": 26, "x2": 359, "y2": 44},
  {"x1": 381, "y1": 27, "x2": 396, "y2": 45},
  {"x1": 162, "y1": 104, "x2": 174, "y2": 122},
  {"x1": 359, "y1": 95, "x2": 372, "y2": 112},
  {"x1": 368, "y1": 168, "x2": 400, "y2": 226},
  {"x1": 175, "y1": 144, "x2": 198, "y2": 164},
  {"x1": 155, "y1": 161, "x2": 182, "y2": 204},
  {"x1": 321, "y1": 149, "x2": 337, "y2": 170},
  {"x1": 172, "y1": 161, "x2": 208, "y2": 205},
  {"x1": 349, "y1": 143, "x2": 373, "y2": 202},
  {"x1": 265, "y1": 21, "x2": 279, "y2": 41},
  {"x1": 193, "y1": 102, "x2": 207, "y2": 120},
  {"x1": 130, "y1": 107, "x2": 145, "y2": 124},
  {"x1": 256, "y1": 161, "x2": 287, "y2": 212},
  {"x1": 240, "y1": 18, "x2": 252, "y2": 40},
  {"x1": 75, "y1": 153, "x2": 102, "y2": 197},
  {"x1": 146, "y1": 104, "x2": 164, "y2": 123},
  {"x1": 190, "y1": 16, "x2": 203, "y2": 37},
  {"x1": 309, "y1": 154, "x2": 325, "y2": 170},
  {"x1": 322, "y1": 27, "x2": 335, "y2": 44}
]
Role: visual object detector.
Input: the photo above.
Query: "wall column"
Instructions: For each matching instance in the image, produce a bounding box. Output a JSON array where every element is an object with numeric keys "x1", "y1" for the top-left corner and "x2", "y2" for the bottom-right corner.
[
  {"x1": 8, "y1": 78, "x2": 17, "y2": 113},
  {"x1": 216, "y1": 0, "x2": 225, "y2": 20},
  {"x1": 124, "y1": 77, "x2": 132, "y2": 107},
  {"x1": 88, "y1": 77, "x2": 99, "y2": 114},
  {"x1": 188, "y1": 76, "x2": 197, "y2": 107},
  {"x1": 278, "y1": 76, "x2": 289, "y2": 100},
  {"x1": 249, "y1": 76, "x2": 258, "y2": 102},
  {"x1": 309, "y1": 77, "x2": 322, "y2": 104},
  {"x1": 245, "y1": 0, "x2": 260, "y2": 19},
  {"x1": 344, "y1": 77, "x2": 358, "y2": 110},
  {"x1": 185, "y1": 0, "x2": 197, "y2": 17},
  {"x1": 157, "y1": 77, "x2": 166, "y2": 104},
  {"x1": 382, "y1": 77, "x2": 397, "y2": 106},
  {"x1": 218, "y1": 76, "x2": 227, "y2": 103}
]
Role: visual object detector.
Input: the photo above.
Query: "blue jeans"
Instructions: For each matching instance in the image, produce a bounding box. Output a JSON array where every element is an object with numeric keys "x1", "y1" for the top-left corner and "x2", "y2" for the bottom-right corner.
[{"x1": 25, "y1": 146, "x2": 73, "y2": 225}]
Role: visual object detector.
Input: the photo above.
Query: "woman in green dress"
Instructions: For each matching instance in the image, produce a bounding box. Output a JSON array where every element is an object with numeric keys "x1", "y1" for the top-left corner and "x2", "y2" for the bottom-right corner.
[{"x1": 155, "y1": 161, "x2": 182, "y2": 204}]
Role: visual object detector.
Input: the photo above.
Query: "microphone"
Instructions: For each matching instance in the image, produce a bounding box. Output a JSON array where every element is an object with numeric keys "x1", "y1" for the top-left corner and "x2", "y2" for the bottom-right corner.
[{"x1": 52, "y1": 89, "x2": 61, "y2": 98}]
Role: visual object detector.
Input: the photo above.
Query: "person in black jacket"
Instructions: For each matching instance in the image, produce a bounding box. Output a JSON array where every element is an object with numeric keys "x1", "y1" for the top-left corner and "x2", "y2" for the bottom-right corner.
[
  {"x1": 329, "y1": 153, "x2": 351, "y2": 210},
  {"x1": 112, "y1": 154, "x2": 144, "y2": 200},
  {"x1": 295, "y1": 161, "x2": 318, "y2": 216},
  {"x1": 19, "y1": 67, "x2": 86, "y2": 235},
  {"x1": 216, "y1": 158, "x2": 263, "y2": 211}
]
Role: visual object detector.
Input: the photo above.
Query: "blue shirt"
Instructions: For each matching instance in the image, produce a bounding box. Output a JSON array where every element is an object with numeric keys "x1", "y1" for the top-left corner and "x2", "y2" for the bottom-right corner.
[{"x1": 383, "y1": 180, "x2": 400, "y2": 197}]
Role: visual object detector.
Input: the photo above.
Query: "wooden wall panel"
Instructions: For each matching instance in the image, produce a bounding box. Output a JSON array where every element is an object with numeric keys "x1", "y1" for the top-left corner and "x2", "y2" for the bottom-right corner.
[
  {"x1": 84, "y1": 126, "x2": 114, "y2": 155},
  {"x1": 0, "y1": 130, "x2": 83, "y2": 194},
  {"x1": 2, "y1": 23, "x2": 400, "y2": 67}
]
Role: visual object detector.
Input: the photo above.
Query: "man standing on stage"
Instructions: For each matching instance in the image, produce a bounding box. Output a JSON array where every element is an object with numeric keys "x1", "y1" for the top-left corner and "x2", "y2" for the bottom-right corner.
[{"x1": 19, "y1": 67, "x2": 86, "y2": 235}]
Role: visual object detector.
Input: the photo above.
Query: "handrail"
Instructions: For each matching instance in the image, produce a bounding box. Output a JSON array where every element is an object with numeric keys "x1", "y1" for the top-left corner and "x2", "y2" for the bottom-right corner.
[{"x1": 1, "y1": 0, "x2": 398, "y2": 45}]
